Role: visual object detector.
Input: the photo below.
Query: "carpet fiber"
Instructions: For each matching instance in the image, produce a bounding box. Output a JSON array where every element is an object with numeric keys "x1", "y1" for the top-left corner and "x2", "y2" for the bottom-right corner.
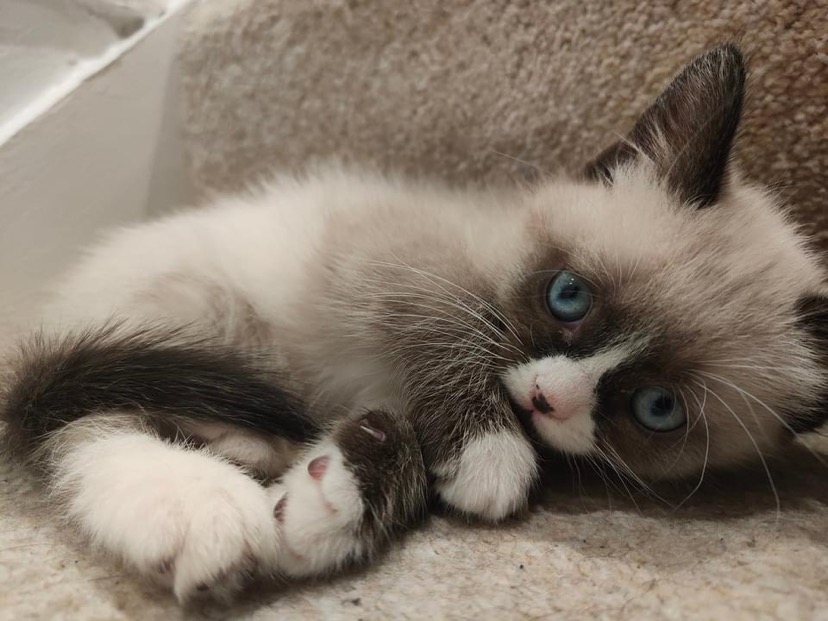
[
  {"x1": 2, "y1": 1, "x2": 827, "y2": 619},
  {"x1": 181, "y1": 0, "x2": 828, "y2": 249}
]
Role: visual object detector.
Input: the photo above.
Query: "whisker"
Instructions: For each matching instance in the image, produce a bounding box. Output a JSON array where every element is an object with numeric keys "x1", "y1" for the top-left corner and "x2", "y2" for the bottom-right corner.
[
  {"x1": 695, "y1": 372, "x2": 765, "y2": 442},
  {"x1": 569, "y1": 455, "x2": 587, "y2": 507},
  {"x1": 368, "y1": 258, "x2": 524, "y2": 345},
  {"x1": 691, "y1": 379, "x2": 781, "y2": 522},
  {"x1": 601, "y1": 443, "x2": 676, "y2": 508},
  {"x1": 593, "y1": 445, "x2": 646, "y2": 511},
  {"x1": 661, "y1": 386, "x2": 693, "y2": 474},
  {"x1": 584, "y1": 454, "x2": 623, "y2": 509},
  {"x1": 674, "y1": 384, "x2": 711, "y2": 509},
  {"x1": 695, "y1": 371, "x2": 827, "y2": 467},
  {"x1": 362, "y1": 293, "x2": 524, "y2": 358}
]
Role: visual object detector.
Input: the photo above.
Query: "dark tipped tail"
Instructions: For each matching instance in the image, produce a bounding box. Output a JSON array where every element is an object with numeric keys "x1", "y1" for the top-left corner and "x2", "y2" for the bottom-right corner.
[{"x1": 1, "y1": 324, "x2": 320, "y2": 462}]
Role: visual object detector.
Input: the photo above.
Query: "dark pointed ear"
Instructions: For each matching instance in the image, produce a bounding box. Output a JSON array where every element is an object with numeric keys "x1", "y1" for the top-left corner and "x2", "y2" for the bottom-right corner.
[
  {"x1": 792, "y1": 294, "x2": 828, "y2": 433},
  {"x1": 583, "y1": 44, "x2": 746, "y2": 208}
]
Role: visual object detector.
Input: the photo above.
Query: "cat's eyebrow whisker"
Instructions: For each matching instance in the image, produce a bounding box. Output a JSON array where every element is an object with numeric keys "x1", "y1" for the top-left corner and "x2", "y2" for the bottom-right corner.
[
  {"x1": 427, "y1": 278, "x2": 522, "y2": 345},
  {"x1": 404, "y1": 331, "x2": 515, "y2": 366},
  {"x1": 692, "y1": 379, "x2": 782, "y2": 523},
  {"x1": 361, "y1": 290, "x2": 524, "y2": 357},
  {"x1": 362, "y1": 305, "x2": 485, "y2": 343},
  {"x1": 372, "y1": 310, "x2": 514, "y2": 362},
  {"x1": 362, "y1": 274, "x2": 525, "y2": 354},
  {"x1": 401, "y1": 354, "x2": 504, "y2": 377},
  {"x1": 416, "y1": 277, "x2": 524, "y2": 347},
  {"x1": 367, "y1": 258, "x2": 524, "y2": 345},
  {"x1": 358, "y1": 285, "x2": 517, "y2": 351},
  {"x1": 392, "y1": 341, "x2": 500, "y2": 365}
]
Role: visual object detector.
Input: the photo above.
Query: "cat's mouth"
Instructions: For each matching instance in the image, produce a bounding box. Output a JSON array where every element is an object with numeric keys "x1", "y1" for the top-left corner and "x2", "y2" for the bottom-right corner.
[
  {"x1": 503, "y1": 382, "x2": 598, "y2": 457},
  {"x1": 504, "y1": 391, "x2": 546, "y2": 444}
]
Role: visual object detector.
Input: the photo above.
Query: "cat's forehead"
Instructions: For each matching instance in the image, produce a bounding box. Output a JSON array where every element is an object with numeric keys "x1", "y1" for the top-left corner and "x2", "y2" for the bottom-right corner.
[
  {"x1": 521, "y1": 174, "x2": 824, "y2": 364},
  {"x1": 528, "y1": 175, "x2": 822, "y2": 302}
]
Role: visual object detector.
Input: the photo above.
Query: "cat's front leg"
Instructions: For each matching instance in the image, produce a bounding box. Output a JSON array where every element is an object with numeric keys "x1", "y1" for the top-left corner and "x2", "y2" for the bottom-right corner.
[
  {"x1": 420, "y1": 399, "x2": 539, "y2": 522},
  {"x1": 268, "y1": 408, "x2": 428, "y2": 578}
]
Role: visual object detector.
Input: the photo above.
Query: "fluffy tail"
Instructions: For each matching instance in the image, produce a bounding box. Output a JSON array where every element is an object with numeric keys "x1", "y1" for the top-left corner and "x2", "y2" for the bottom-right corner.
[{"x1": 1, "y1": 324, "x2": 320, "y2": 463}]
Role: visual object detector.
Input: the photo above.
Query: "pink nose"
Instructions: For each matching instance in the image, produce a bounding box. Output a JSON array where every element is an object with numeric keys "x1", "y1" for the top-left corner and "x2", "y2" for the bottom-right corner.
[{"x1": 531, "y1": 387, "x2": 575, "y2": 420}]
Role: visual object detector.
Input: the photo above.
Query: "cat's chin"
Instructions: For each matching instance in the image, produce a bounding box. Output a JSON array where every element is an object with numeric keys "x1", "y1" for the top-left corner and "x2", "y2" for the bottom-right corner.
[{"x1": 509, "y1": 409, "x2": 577, "y2": 466}]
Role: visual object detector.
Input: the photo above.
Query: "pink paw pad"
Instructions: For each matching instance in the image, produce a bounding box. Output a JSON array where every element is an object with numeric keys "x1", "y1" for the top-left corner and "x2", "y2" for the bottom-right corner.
[{"x1": 307, "y1": 455, "x2": 330, "y2": 480}]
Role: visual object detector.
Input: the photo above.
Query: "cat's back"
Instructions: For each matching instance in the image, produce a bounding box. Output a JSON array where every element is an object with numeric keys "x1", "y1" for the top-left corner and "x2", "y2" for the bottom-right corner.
[{"x1": 42, "y1": 167, "x2": 491, "y2": 328}]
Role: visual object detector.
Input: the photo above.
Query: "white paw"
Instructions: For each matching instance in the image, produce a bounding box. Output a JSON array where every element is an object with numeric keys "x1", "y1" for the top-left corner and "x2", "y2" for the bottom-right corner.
[
  {"x1": 58, "y1": 434, "x2": 280, "y2": 602},
  {"x1": 433, "y1": 430, "x2": 538, "y2": 521},
  {"x1": 270, "y1": 443, "x2": 366, "y2": 577}
]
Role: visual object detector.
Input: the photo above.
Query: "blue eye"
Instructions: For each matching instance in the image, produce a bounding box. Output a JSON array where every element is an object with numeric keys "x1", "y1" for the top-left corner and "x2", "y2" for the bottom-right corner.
[
  {"x1": 545, "y1": 271, "x2": 592, "y2": 322},
  {"x1": 631, "y1": 387, "x2": 686, "y2": 432}
]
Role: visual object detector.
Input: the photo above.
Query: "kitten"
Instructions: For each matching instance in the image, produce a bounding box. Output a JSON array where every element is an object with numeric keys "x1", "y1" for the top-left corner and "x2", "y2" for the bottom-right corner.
[{"x1": 2, "y1": 44, "x2": 826, "y2": 602}]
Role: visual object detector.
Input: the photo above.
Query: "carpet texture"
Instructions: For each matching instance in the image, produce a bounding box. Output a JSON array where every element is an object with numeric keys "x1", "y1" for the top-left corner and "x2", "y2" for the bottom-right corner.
[
  {"x1": 2, "y1": 1, "x2": 828, "y2": 619},
  {"x1": 180, "y1": 0, "x2": 828, "y2": 249}
]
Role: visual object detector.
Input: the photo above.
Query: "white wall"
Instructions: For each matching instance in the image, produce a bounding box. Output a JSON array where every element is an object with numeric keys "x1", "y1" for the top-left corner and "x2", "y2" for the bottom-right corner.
[
  {"x1": 0, "y1": 0, "x2": 127, "y2": 126},
  {"x1": 0, "y1": 0, "x2": 195, "y2": 319}
]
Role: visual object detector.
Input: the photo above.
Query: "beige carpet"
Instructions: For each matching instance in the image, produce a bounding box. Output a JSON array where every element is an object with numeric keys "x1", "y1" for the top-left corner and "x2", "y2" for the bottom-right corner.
[{"x1": 3, "y1": 1, "x2": 828, "y2": 619}]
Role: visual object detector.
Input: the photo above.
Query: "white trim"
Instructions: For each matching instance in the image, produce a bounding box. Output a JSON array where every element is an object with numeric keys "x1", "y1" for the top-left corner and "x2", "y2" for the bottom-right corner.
[
  {"x1": 0, "y1": 0, "x2": 194, "y2": 148},
  {"x1": 0, "y1": 0, "x2": 197, "y2": 318}
]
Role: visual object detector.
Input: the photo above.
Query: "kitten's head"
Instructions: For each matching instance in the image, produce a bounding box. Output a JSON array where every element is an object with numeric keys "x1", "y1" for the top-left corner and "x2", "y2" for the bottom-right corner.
[{"x1": 498, "y1": 44, "x2": 828, "y2": 480}]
